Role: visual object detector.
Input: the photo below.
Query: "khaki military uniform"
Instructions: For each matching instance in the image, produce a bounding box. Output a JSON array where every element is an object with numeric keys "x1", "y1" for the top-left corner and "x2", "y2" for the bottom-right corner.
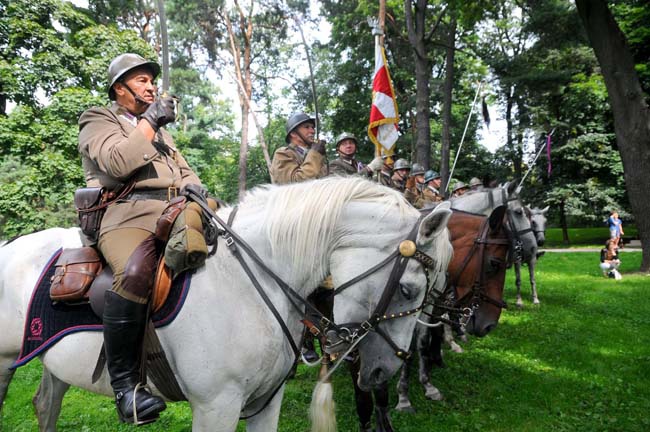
[
  {"x1": 270, "y1": 144, "x2": 327, "y2": 184},
  {"x1": 378, "y1": 169, "x2": 392, "y2": 187},
  {"x1": 78, "y1": 103, "x2": 201, "y2": 302},
  {"x1": 423, "y1": 185, "x2": 443, "y2": 204},
  {"x1": 329, "y1": 157, "x2": 372, "y2": 177}
]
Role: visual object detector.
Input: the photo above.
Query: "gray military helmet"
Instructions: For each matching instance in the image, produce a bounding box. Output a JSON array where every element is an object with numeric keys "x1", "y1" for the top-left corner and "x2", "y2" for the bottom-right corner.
[
  {"x1": 410, "y1": 163, "x2": 426, "y2": 176},
  {"x1": 453, "y1": 181, "x2": 468, "y2": 193},
  {"x1": 107, "y1": 53, "x2": 161, "y2": 100},
  {"x1": 393, "y1": 158, "x2": 411, "y2": 171},
  {"x1": 285, "y1": 112, "x2": 316, "y2": 143},
  {"x1": 335, "y1": 132, "x2": 358, "y2": 148},
  {"x1": 424, "y1": 170, "x2": 440, "y2": 183},
  {"x1": 469, "y1": 177, "x2": 482, "y2": 187}
]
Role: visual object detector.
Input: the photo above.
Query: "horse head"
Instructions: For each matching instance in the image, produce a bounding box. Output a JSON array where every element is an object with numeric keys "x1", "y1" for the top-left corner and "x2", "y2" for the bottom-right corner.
[
  {"x1": 525, "y1": 206, "x2": 549, "y2": 247},
  {"x1": 329, "y1": 199, "x2": 453, "y2": 391},
  {"x1": 447, "y1": 206, "x2": 510, "y2": 337}
]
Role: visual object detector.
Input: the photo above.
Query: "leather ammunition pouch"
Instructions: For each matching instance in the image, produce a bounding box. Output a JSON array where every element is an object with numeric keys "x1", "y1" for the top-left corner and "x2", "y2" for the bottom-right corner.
[
  {"x1": 50, "y1": 247, "x2": 103, "y2": 303},
  {"x1": 75, "y1": 187, "x2": 107, "y2": 243},
  {"x1": 155, "y1": 196, "x2": 187, "y2": 242}
]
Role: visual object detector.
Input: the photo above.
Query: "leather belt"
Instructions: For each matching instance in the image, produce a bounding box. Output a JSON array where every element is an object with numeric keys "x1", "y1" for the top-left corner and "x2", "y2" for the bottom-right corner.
[{"x1": 126, "y1": 187, "x2": 178, "y2": 201}]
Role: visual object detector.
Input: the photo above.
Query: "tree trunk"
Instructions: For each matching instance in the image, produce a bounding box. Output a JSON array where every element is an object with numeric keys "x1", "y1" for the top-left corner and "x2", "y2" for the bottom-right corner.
[
  {"x1": 238, "y1": 103, "x2": 249, "y2": 199},
  {"x1": 505, "y1": 87, "x2": 514, "y2": 178},
  {"x1": 440, "y1": 16, "x2": 456, "y2": 193},
  {"x1": 576, "y1": 0, "x2": 650, "y2": 272},
  {"x1": 405, "y1": 0, "x2": 431, "y2": 168},
  {"x1": 560, "y1": 199, "x2": 569, "y2": 245}
]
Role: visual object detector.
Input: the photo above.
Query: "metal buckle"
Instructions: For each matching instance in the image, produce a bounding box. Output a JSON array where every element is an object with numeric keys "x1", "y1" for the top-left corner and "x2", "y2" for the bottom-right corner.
[
  {"x1": 360, "y1": 320, "x2": 373, "y2": 332},
  {"x1": 224, "y1": 236, "x2": 234, "y2": 247},
  {"x1": 167, "y1": 187, "x2": 178, "y2": 201}
]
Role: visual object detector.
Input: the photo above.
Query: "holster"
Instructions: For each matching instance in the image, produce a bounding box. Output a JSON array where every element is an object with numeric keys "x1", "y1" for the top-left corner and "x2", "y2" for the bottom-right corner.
[
  {"x1": 50, "y1": 247, "x2": 103, "y2": 302},
  {"x1": 75, "y1": 187, "x2": 107, "y2": 244},
  {"x1": 155, "y1": 196, "x2": 187, "y2": 242}
]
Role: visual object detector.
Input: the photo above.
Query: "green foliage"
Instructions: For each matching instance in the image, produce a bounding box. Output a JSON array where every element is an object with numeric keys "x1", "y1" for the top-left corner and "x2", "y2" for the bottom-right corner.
[{"x1": 4, "y1": 252, "x2": 649, "y2": 431}]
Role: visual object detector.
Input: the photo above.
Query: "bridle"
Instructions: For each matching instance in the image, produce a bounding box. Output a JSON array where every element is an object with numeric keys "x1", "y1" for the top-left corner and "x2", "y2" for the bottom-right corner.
[
  {"x1": 327, "y1": 216, "x2": 442, "y2": 361},
  {"x1": 417, "y1": 207, "x2": 511, "y2": 330},
  {"x1": 483, "y1": 187, "x2": 533, "y2": 264},
  {"x1": 187, "y1": 190, "x2": 441, "y2": 364}
]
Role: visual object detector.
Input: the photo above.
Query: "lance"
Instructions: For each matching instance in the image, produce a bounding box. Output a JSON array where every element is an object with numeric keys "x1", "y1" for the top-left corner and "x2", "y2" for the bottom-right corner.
[
  {"x1": 155, "y1": 0, "x2": 170, "y2": 92},
  {"x1": 447, "y1": 80, "x2": 483, "y2": 189},
  {"x1": 518, "y1": 128, "x2": 555, "y2": 190},
  {"x1": 294, "y1": 16, "x2": 319, "y2": 140}
]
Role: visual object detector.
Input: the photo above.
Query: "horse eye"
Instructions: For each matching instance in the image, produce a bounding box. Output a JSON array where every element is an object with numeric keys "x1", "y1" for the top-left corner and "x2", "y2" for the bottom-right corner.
[
  {"x1": 400, "y1": 284, "x2": 414, "y2": 300},
  {"x1": 515, "y1": 208, "x2": 523, "y2": 215}
]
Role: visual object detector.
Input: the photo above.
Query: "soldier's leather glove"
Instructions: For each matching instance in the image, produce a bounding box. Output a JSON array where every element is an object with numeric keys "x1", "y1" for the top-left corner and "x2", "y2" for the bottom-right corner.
[
  {"x1": 311, "y1": 139, "x2": 327, "y2": 156},
  {"x1": 182, "y1": 183, "x2": 209, "y2": 200},
  {"x1": 367, "y1": 156, "x2": 384, "y2": 172},
  {"x1": 141, "y1": 94, "x2": 177, "y2": 131}
]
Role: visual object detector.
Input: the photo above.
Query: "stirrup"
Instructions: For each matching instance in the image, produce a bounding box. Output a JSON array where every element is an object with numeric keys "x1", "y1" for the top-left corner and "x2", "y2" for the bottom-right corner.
[{"x1": 115, "y1": 383, "x2": 163, "y2": 425}]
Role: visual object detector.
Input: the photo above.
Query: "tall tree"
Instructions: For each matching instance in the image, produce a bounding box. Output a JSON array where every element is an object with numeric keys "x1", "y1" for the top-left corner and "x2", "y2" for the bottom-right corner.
[{"x1": 575, "y1": 0, "x2": 650, "y2": 271}]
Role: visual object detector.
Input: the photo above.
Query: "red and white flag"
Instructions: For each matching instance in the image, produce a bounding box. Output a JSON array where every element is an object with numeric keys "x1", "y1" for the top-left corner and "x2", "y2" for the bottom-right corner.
[{"x1": 368, "y1": 45, "x2": 399, "y2": 155}]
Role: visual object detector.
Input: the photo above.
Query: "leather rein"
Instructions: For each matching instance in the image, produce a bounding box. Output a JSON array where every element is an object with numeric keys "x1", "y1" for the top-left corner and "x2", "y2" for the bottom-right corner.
[{"x1": 186, "y1": 189, "x2": 438, "y2": 363}]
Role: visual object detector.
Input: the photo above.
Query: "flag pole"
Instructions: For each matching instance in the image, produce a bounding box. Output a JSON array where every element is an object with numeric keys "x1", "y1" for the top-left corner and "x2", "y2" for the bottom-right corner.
[
  {"x1": 518, "y1": 128, "x2": 555, "y2": 189},
  {"x1": 447, "y1": 80, "x2": 483, "y2": 188},
  {"x1": 371, "y1": 0, "x2": 386, "y2": 158}
]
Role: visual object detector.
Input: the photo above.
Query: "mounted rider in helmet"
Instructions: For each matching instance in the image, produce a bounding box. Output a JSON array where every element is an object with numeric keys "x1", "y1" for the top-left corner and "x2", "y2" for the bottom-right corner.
[
  {"x1": 469, "y1": 177, "x2": 483, "y2": 190},
  {"x1": 390, "y1": 158, "x2": 411, "y2": 192},
  {"x1": 452, "y1": 181, "x2": 469, "y2": 197},
  {"x1": 404, "y1": 163, "x2": 427, "y2": 208},
  {"x1": 423, "y1": 170, "x2": 444, "y2": 203},
  {"x1": 78, "y1": 53, "x2": 208, "y2": 424},
  {"x1": 269, "y1": 112, "x2": 328, "y2": 184},
  {"x1": 329, "y1": 132, "x2": 383, "y2": 177}
]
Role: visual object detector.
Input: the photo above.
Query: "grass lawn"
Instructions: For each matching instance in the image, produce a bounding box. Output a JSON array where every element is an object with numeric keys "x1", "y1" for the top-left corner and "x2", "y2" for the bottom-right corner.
[
  {"x1": 2, "y1": 252, "x2": 649, "y2": 431},
  {"x1": 544, "y1": 227, "x2": 638, "y2": 248}
]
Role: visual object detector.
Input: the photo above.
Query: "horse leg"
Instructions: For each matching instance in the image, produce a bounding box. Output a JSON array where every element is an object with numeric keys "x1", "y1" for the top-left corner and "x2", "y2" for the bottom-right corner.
[
  {"x1": 419, "y1": 329, "x2": 443, "y2": 401},
  {"x1": 394, "y1": 358, "x2": 414, "y2": 413},
  {"x1": 191, "y1": 392, "x2": 243, "y2": 432},
  {"x1": 373, "y1": 383, "x2": 394, "y2": 432},
  {"x1": 33, "y1": 366, "x2": 70, "y2": 432},
  {"x1": 515, "y1": 262, "x2": 524, "y2": 308},
  {"x1": 443, "y1": 321, "x2": 463, "y2": 354},
  {"x1": 246, "y1": 384, "x2": 285, "y2": 432},
  {"x1": 348, "y1": 357, "x2": 374, "y2": 431},
  {"x1": 0, "y1": 358, "x2": 16, "y2": 414},
  {"x1": 529, "y1": 258, "x2": 540, "y2": 305}
]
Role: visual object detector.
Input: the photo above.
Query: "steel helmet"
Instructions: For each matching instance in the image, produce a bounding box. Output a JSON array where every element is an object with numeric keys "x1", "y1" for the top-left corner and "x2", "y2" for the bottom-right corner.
[
  {"x1": 107, "y1": 53, "x2": 160, "y2": 100},
  {"x1": 453, "y1": 181, "x2": 468, "y2": 193},
  {"x1": 410, "y1": 163, "x2": 426, "y2": 176},
  {"x1": 393, "y1": 158, "x2": 411, "y2": 171},
  {"x1": 424, "y1": 170, "x2": 440, "y2": 183},
  {"x1": 335, "y1": 132, "x2": 358, "y2": 148},
  {"x1": 285, "y1": 112, "x2": 316, "y2": 143},
  {"x1": 469, "y1": 177, "x2": 482, "y2": 187}
]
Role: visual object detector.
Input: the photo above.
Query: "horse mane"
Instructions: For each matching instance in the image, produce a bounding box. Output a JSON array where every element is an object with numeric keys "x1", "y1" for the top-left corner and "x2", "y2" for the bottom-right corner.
[{"x1": 238, "y1": 177, "x2": 418, "y2": 284}]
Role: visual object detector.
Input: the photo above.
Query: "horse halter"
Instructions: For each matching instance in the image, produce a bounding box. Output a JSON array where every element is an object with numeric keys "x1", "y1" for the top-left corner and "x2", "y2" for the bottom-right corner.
[
  {"x1": 449, "y1": 216, "x2": 509, "y2": 322},
  {"x1": 484, "y1": 187, "x2": 532, "y2": 264},
  {"x1": 328, "y1": 215, "x2": 439, "y2": 361}
]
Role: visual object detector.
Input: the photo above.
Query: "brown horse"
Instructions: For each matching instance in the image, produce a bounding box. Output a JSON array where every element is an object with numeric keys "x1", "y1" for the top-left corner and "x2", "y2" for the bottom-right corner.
[{"x1": 348, "y1": 206, "x2": 511, "y2": 431}]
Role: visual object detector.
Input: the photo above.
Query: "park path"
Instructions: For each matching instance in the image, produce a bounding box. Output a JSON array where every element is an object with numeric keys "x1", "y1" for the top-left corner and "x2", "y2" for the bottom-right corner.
[{"x1": 542, "y1": 239, "x2": 641, "y2": 253}]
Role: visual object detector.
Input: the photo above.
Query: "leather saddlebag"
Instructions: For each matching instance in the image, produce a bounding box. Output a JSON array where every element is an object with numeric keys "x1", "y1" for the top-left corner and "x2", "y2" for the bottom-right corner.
[
  {"x1": 50, "y1": 247, "x2": 103, "y2": 302},
  {"x1": 75, "y1": 187, "x2": 106, "y2": 243},
  {"x1": 155, "y1": 196, "x2": 187, "y2": 242}
]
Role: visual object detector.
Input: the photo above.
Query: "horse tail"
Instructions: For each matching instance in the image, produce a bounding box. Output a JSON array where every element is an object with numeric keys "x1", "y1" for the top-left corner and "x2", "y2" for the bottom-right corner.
[
  {"x1": 309, "y1": 359, "x2": 336, "y2": 432},
  {"x1": 309, "y1": 379, "x2": 336, "y2": 432}
]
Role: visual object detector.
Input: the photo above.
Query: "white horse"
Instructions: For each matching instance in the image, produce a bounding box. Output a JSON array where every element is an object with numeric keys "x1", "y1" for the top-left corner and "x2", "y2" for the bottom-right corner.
[
  {"x1": 514, "y1": 206, "x2": 548, "y2": 306},
  {"x1": 449, "y1": 182, "x2": 538, "y2": 263},
  {"x1": 0, "y1": 177, "x2": 453, "y2": 432}
]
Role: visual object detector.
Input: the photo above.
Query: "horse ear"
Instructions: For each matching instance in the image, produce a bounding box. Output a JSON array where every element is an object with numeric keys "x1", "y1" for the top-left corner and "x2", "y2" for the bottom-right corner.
[
  {"x1": 417, "y1": 201, "x2": 452, "y2": 244},
  {"x1": 489, "y1": 205, "x2": 506, "y2": 232},
  {"x1": 524, "y1": 206, "x2": 532, "y2": 218},
  {"x1": 505, "y1": 181, "x2": 518, "y2": 197},
  {"x1": 541, "y1": 206, "x2": 549, "y2": 215}
]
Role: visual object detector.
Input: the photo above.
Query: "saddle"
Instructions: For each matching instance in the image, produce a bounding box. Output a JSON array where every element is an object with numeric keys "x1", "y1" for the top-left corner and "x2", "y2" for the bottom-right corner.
[{"x1": 49, "y1": 248, "x2": 173, "y2": 316}]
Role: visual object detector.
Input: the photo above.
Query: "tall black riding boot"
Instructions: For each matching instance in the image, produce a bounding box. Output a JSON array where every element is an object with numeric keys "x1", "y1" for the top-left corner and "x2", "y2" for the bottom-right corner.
[{"x1": 103, "y1": 291, "x2": 167, "y2": 424}]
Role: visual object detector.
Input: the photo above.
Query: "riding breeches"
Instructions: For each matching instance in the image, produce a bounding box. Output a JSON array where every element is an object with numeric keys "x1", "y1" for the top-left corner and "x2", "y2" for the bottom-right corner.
[{"x1": 98, "y1": 228, "x2": 159, "y2": 304}]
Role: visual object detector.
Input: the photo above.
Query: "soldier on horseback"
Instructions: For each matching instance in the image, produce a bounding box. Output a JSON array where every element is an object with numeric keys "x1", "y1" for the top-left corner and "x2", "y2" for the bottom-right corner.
[
  {"x1": 77, "y1": 53, "x2": 206, "y2": 425},
  {"x1": 329, "y1": 132, "x2": 383, "y2": 177},
  {"x1": 390, "y1": 158, "x2": 411, "y2": 192},
  {"x1": 270, "y1": 112, "x2": 328, "y2": 184}
]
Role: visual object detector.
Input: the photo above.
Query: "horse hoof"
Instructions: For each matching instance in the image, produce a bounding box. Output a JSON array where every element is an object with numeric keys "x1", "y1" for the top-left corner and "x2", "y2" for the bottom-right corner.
[
  {"x1": 516, "y1": 300, "x2": 524, "y2": 308},
  {"x1": 450, "y1": 342, "x2": 463, "y2": 353},
  {"x1": 425, "y1": 389, "x2": 443, "y2": 401},
  {"x1": 394, "y1": 403, "x2": 415, "y2": 413},
  {"x1": 533, "y1": 299, "x2": 540, "y2": 305}
]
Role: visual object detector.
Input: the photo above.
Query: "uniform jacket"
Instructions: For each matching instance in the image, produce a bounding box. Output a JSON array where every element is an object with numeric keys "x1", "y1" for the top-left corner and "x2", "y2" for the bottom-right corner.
[
  {"x1": 329, "y1": 157, "x2": 372, "y2": 177},
  {"x1": 78, "y1": 103, "x2": 201, "y2": 235},
  {"x1": 379, "y1": 169, "x2": 392, "y2": 187},
  {"x1": 270, "y1": 144, "x2": 327, "y2": 184}
]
